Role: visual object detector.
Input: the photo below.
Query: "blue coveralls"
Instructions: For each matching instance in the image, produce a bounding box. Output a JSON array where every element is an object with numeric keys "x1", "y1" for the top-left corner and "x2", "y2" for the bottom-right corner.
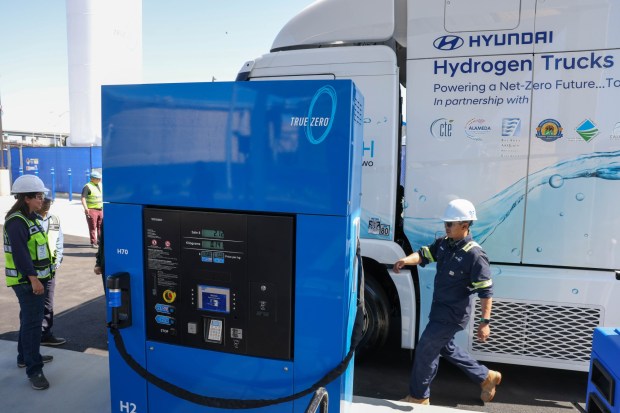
[{"x1": 410, "y1": 234, "x2": 493, "y2": 399}]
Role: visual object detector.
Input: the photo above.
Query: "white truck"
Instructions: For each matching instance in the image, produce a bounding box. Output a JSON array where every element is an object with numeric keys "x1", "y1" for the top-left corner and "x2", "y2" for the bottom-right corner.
[{"x1": 238, "y1": 0, "x2": 620, "y2": 372}]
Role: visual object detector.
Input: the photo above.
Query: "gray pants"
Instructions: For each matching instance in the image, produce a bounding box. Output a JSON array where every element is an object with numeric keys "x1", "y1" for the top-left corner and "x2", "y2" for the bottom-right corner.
[{"x1": 42, "y1": 277, "x2": 55, "y2": 338}]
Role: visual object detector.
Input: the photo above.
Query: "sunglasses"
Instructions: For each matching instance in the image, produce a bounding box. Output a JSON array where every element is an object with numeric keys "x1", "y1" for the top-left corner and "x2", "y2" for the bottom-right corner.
[{"x1": 444, "y1": 221, "x2": 462, "y2": 228}]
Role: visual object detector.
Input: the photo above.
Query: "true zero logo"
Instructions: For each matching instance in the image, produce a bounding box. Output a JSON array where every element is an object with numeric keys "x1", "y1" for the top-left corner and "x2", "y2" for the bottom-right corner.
[
  {"x1": 289, "y1": 85, "x2": 338, "y2": 145},
  {"x1": 306, "y1": 85, "x2": 337, "y2": 144}
]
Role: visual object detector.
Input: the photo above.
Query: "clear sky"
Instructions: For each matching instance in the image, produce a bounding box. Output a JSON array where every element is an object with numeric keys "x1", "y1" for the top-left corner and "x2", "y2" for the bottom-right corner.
[{"x1": 0, "y1": 0, "x2": 315, "y2": 133}]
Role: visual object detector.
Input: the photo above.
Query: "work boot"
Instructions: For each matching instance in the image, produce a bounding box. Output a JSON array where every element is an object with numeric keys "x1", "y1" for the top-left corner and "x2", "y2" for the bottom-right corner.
[
  {"x1": 29, "y1": 372, "x2": 50, "y2": 390},
  {"x1": 480, "y1": 370, "x2": 502, "y2": 402},
  {"x1": 399, "y1": 395, "x2": 430, "y2": 405},
  {"x1": 41, "y1": 334, "x2": 67, "y2": 346},
  {"x1": 18, "y1": 354, "x2": 54, "y2": 368}
]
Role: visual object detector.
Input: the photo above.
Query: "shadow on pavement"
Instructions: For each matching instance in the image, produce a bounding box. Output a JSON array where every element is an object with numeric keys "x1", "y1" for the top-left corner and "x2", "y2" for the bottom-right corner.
[
  {"x1": 0, "y1": 295, "x2": 108, "y2": 353},
  {"x1": 62, "y1": 242, "x2": 100, "y2": 258},
  {"x1": 354, "y1": 343, "x2": 588, "y2": 413}
]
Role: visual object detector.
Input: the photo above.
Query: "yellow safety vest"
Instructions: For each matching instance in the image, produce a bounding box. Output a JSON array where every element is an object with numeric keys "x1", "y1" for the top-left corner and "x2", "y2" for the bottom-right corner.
[
  {"x1": 4, "y1": 212, "x2": 53, "y2": 286},
  {"x1": 85, "y1": 181, "x2": 103, "y2": 209}
]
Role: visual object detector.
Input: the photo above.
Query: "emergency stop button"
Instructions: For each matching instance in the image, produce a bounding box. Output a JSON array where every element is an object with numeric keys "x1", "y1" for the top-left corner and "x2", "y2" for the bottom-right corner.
[{"x1": 163, "y1": 289, "x2": 176, "y2": 304}]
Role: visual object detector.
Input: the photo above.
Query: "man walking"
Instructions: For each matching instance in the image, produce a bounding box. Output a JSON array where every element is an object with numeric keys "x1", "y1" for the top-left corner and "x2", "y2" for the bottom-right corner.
[
  {"x1": 81, "y1": 170, "x2": 103, "y2": 248},
  {"x1": 393, "y1": 199, "x2": 501, "y2": 405}
]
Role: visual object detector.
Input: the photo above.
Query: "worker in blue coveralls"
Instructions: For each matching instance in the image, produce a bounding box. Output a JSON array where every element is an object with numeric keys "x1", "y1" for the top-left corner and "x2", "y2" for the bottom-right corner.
[{"x1": 393, "y1": 199, "x2": 501, "y2": 405}]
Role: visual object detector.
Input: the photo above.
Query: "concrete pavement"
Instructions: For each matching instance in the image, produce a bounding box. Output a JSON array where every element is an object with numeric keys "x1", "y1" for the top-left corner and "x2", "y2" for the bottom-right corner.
[
  {"x1": 0, "y1": 194, "x2": 477, "y2": 413},
  {"x1": 0, "y1": 194, "x2": 586, "y2": 413},
  {"x1": 0, "y1": 193, "x2": 91, "y2": 239},
  {"x1": 0, "y1": 337, "x2": 475, "y2": 413}
]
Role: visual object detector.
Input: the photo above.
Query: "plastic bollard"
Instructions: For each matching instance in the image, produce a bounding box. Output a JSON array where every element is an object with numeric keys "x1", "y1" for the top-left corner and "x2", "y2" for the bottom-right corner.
[
  {"x1": 68, "y1": 168, "x2": 73, "y2": 202},
  {"x1": 51, "y1": 167, "x2": 56, "y2": 200}
]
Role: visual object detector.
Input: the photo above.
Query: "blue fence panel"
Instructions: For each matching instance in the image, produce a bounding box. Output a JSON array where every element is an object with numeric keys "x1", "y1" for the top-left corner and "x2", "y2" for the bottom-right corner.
[{"x1": 7, "y1": 147, "x2": 102, "y2": 195}]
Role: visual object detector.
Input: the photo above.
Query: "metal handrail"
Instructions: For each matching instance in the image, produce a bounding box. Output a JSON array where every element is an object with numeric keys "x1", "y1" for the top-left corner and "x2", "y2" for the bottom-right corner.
[{"x1": 305, "y1": 387, "x2": 329, "y2": 413}]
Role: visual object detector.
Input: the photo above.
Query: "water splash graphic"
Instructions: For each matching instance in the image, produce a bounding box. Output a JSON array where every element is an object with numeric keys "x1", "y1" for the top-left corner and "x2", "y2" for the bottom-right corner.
[{"x1": 405, "y1": 150, "x2": 620, "y2": 249}]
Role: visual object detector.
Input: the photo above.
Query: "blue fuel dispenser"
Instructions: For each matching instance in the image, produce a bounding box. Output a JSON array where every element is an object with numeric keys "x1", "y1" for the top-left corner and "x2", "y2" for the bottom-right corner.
[
  {"x1": 102, "y1": 80, "x2": 364, "y2": 413},
  {"x1": 587, "y1": 327, "x2": 620, "y2": 413}
]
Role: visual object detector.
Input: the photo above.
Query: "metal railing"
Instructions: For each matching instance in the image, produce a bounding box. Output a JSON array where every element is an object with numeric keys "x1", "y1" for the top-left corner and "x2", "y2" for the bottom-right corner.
[{"x1": 305, "y1": 388, "x2": 329, "y2": 413}]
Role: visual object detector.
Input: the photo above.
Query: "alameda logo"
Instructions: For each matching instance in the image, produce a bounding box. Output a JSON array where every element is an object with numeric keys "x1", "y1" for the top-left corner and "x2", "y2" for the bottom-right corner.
[
  {"x1": 433, "y1": 35, "x2": 464, "y2": 51},
  {"x1": 465, "y1": 118, "x2": 491, "y2": 141}
]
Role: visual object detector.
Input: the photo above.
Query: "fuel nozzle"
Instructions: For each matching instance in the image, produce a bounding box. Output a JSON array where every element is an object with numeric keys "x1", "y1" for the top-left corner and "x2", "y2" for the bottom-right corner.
[{"x1": 106, "y1": 272, "x2": 132, "y2": 329}]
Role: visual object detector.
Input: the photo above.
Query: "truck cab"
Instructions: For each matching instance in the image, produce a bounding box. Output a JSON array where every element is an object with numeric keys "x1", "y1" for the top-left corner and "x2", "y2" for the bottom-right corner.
[{"x1": 239, "y1": 0, "x2": 620, "y2": 371}]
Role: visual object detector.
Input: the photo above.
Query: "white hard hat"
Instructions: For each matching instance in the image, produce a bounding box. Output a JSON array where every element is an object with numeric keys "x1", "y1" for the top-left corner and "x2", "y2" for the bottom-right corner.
[
  {"x1": 91, "y1": 170, "x2": 102, "y2": 179},
  {"x1": 11, "y1": 175, "x2": 50, "y2": 195},
  {"x1": 442, "y1": 199, "x2": 477, "y2": 221}
]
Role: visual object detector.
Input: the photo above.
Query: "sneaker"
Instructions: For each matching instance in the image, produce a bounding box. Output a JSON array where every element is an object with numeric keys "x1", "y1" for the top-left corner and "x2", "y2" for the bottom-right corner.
[
  {"x1": 41, "y1": 335, "x2": 67, "y2": 346},
  {"x1": 29, "y1": 372, "x2": 50, "y2": 390},
  {"x1": 18, "y1": 355, "x2": 54, "y2": 368},
  {"x1": 91, "y1": 243, "x2": 99, "y2": 249}
]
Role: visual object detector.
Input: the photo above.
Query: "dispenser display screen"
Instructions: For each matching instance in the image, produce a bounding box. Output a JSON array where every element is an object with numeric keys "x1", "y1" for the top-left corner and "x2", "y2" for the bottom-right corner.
[
  {"x1": 198, "y1": 285, "x2": 230, "y2": 313},
  {"x1": 202, "y1": 229, "x2": 225, "y2": 239},
  {"x1": 202, "y1": 240, "x2": 224, "y2": 250}
]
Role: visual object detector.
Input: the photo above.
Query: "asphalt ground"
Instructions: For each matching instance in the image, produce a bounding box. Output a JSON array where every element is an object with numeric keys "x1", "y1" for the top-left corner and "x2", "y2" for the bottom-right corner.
[
  {"x1": 354, "y1": 345, "x2": 588, "y2": 413},
  {"x1": 0, "y1": 232, "x2": 108, "y2": 355},
  {"x1": 0, "y1": 205, "x2": 590, "y2": 413}
]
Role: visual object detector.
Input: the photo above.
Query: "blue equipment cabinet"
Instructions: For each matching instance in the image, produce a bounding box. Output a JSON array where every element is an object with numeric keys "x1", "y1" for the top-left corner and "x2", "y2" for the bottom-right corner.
[
  {"x1": 102, "y1": 80, "x2": 364, "y2": 413},
  {"x1": 587, "y1": 327, "x2": 620, "y2": 413}
]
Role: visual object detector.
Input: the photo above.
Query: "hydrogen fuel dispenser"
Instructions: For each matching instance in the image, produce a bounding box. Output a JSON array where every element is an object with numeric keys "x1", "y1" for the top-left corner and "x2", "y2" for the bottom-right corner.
[{"x1": 102, "y1": 80, "x2": 363, "y2": 413}]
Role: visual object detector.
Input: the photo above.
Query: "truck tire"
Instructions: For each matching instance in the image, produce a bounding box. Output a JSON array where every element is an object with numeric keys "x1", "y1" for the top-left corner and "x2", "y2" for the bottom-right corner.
[{"x1": 358, "y1": 274, "x2": 391, "y2": 354}]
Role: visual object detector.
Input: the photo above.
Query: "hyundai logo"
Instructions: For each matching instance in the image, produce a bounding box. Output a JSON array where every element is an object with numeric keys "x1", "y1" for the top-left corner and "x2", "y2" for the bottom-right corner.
[{"x1": 433, "y1": 35, "x2": 464, "y2": 51}]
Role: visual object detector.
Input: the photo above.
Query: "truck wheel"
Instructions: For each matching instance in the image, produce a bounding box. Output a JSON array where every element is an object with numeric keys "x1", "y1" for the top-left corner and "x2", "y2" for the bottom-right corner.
[{"x1": 358, "y1": 275, "x2": 390, "y2": 354}]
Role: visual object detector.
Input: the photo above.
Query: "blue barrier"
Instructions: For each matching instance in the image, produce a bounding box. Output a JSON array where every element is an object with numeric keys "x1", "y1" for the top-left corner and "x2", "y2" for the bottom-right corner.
[{"x1": 8, "y1": 146, "x2": 101, "y2": 194}]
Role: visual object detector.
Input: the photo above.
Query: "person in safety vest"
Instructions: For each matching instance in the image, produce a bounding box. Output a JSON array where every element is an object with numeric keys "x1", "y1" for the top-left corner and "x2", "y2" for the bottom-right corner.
[
  {"x1": 36, "y1": 197, "x2": 66, "y2": 347},
  {"x1": 81, "y1": 170, "x2": 103, "y2": 248},
  {"x1": 4, "y1": 175, "x2": 54, "y2": 390},
  {"x1": 393, "y1": 199, "x2": 501, "y2": 405},
  {"x1": 93, "y1": 219, "x2": 105, "y2": 290}
]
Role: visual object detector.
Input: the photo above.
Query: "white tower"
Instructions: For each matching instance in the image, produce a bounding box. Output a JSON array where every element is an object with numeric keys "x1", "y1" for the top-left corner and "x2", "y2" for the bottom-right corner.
[{"x1": 66, "y1": 0, "x2": 142, "y2": 146}]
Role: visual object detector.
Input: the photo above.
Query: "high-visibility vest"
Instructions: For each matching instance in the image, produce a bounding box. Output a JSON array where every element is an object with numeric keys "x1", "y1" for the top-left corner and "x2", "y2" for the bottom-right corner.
[
  {"x1": 84, "y1": 181, "x2": 103, "y2": 209},
  {"x1": 4, "y1": 212, "x2": 53, "y2": 286}
]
